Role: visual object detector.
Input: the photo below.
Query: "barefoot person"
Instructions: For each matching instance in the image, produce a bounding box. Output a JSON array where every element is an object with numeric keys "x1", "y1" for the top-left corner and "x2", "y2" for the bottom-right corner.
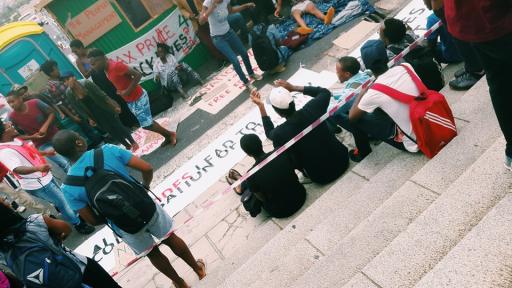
[
  {"x1": 53, "y1": 130, "x2": 206, "y2": 288},
  {"x1": 275, "y1": 0, "x2": 335, "y2": 35},
  {"x1": 88, "y1": 48, "x2": 177, "y2": 147}
]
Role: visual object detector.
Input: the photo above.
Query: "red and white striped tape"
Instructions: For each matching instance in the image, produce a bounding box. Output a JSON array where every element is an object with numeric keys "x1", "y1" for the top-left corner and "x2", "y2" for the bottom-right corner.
[{"x1": 111, "y1": 20, "x2": 444, "y2": 276}]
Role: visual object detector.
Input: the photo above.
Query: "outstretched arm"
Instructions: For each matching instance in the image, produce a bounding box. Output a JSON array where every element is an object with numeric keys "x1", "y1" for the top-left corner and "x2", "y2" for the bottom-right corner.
[{"x1": 127, "y1": 155, "x2": 154, "y2": 188}]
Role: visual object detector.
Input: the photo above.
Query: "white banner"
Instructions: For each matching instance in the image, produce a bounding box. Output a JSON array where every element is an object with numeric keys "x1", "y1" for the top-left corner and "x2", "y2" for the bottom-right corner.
[{"x1": 107, "y1": 9, "x2": 199, "y2": 82}]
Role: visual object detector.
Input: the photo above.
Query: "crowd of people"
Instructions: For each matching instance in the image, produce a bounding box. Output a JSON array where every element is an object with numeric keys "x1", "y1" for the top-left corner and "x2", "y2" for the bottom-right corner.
[{"x1": 0, "y1": 0, "x2": 510, "y2": 287}]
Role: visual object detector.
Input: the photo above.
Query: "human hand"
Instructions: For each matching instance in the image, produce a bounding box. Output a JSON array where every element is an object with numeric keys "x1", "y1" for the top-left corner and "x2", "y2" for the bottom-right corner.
[
  {"x1": 274, "y1": 8, "x2": 281, "y2": 17},
  {"x1": 250, "y1": 89, "x2": 264, "y2": 106},
  {"x1": 37, "y1": 164, "x2": 52, "y2": 173},
  {"x1": 114, "y1": 106, "x2": 122, "y2": 114},
  {"x1": 38, "y1": 127, "x2": 48, "y2": 137},
  {"x1": 245, "y1": 2, "x2": 256, "y2": 9},
  {"x1": 274, "y1": 79, "x2": 294, "y2": 91},
  {"x1": 43, "y1": 149, "x2": 56, "y2": 156},
  {"x1": 72, "y1": 116, "x2": 82, "y2": 123},
  {"x1": 89, "y1": 119, "x2": 97, "y2": 127},
  {"x1": 31, "y1": 132, "x2": 45, "y2": 140}
]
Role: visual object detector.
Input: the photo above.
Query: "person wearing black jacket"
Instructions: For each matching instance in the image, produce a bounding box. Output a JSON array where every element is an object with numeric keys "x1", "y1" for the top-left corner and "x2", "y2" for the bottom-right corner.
[{"x1": 250, "y1": 81, "x2": 349, "y2": 184}]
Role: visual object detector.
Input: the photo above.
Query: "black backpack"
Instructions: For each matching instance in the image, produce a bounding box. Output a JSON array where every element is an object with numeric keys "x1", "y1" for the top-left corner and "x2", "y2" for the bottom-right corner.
[
  {"x1": 389, "y1": 45, "x2": 445, "y2": 92},
  {"x1": 251, "y1": 24, "x2": 280, "y2": 71},
  {"x1": 64, "y1": 149, "x2": 157, "y2": 234}
]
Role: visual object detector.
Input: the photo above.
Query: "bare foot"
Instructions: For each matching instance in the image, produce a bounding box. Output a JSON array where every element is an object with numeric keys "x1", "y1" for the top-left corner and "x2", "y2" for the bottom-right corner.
[
  {"x1": 196, "y1": 259, "x2": 207, "y2": 280},
  {"x1": 161, "y1": 132, "x2": 177, "y2": 147}
]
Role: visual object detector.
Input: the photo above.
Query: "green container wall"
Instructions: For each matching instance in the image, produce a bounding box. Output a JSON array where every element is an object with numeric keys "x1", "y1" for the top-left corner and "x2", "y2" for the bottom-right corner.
[{"x1": 46, "y1": 0, "x2": 209, "y2": 71}]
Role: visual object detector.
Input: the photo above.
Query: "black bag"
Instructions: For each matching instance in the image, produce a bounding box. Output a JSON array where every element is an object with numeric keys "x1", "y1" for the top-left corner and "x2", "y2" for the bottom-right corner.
[
  {"x1": 389, "y1": 45, "x2": 445, "y2": 92},
  {"x1": 64, "y1": 149, "x2": 157, "y2": 234},
  {"x1": 251, "y1": 24, "x2": 280, "y2": 71}
]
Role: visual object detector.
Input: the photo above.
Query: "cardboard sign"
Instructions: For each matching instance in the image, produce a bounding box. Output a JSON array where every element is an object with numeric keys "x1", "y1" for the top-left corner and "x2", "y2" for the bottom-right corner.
[
  {"x1": 107, "y1": 10, "x2": 198, "y2": 82},
  {"x1": 67, "y1": 0, "x2": 122, "y2": 46}
]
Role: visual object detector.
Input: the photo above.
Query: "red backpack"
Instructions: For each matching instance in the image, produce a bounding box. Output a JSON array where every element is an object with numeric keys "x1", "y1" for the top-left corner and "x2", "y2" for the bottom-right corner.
[{"x1": 370, "y1": 64, "x2": 457, "y2": 158}]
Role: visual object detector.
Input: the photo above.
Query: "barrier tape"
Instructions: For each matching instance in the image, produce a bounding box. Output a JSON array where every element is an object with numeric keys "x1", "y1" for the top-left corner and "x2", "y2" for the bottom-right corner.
[{"x1": 111, "y1": 20, "x2": 443, "y2": 277}]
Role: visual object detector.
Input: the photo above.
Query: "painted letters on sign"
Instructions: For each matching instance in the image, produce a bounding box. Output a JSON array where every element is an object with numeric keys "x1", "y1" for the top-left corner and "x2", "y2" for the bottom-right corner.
[
  {"x1": 67, "y1": 0, "x2": 122, "y2": 46},
  {"x1": 107, "y1": 10, "x2": 198, "y2": 82}
]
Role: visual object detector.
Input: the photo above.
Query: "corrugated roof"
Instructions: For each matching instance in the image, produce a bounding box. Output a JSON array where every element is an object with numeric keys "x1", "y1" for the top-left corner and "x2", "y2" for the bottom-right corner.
[{"x1": 0, "y1": 21, "x2": 45, "y2": 50}]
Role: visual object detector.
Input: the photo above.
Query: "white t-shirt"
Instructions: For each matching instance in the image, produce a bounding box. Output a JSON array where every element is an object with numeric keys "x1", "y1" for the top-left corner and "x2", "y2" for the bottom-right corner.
[
  {"x1": 153, "y1": 54, "x2": 179, "y2": 87},
  {"x1": 0, "y1": 140, "x2": 53, "y2": 190},
  {"x1": 203, "y1": 0, "x2": 231, "y2": 36},
  {"x1": 358, "y1": 64, "x2": 419, "y2": 152}
]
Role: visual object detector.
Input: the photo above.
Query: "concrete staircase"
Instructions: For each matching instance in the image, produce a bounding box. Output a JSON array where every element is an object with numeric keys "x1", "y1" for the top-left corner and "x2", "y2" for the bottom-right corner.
[{"x1": 194, "y1": 71, "x2": 512, "y2": 287}]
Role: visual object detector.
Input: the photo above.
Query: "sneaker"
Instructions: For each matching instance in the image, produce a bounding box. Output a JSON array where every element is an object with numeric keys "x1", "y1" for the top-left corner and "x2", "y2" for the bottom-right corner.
[
  {"x1": 449, "y1": 72, "x2": 481, "y2": 91},
  {"x1": 296, "y1": 26, "x2": 313, "y2": 35},
  {"x1": 324, "y1": 7, "x2": 335, "y2": 25},
  {"x1": 454, "y1": 67, "x2": 466, "y2": 78},
  {"x1": 349, "y1": 148, "x2": 370, "y2": 163},
  {"x1": 505, "y1": 156, "x2": 512, "y2": 171},
  {"x1": 74, "y1": 221, "x2": 95, "y2": 234},
  {"x1": 250, "y1": 74, "x2": 263, "y2": 81},
  {"x1": 245, "y1": 83, "x2": 256, "y2": 91},
  {"x1": 296, "y1": 171, "x2": 313, "y2": 184}
]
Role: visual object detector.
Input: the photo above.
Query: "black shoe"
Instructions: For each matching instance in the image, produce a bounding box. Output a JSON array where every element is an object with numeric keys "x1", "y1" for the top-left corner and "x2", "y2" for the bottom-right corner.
[
  {"x1": 449, "y1": 72, "x2": 481, "y2": 91},
  {"x1": 74, "y1": 221, "x2": 95, "y2": 234},
  {"x1": 454, "y1": 67, "x2": 466, "y2": 78},
  {"x1": 349, "y1": 149, "x2": 370, "y2": 163}
]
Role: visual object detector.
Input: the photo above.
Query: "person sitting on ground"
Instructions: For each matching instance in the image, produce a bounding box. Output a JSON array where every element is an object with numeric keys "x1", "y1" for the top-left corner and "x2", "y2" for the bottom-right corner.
[
  {"x1": 343, "y1": 40, "x2": 421, "y2": 161},
  {"x1": 63, "y1": 73, "x2": 139, "y2": 151},
  {"x1": 426, "y1": 13, "x2": 463, "y2": 64},
  {"x1": 379, "y1": 18, "x2": 417, "y2": 62},
  {"x1": 238, "y1": 134, "x2": 306, "y2": 218},
  {"x1": 6, "y1": 88, "x2": 70, "y2": 172},
  {"x1": 327, "y1": 56, "x2": 372, "y2": 133},
  {"x1": 0, "y1": 119, "x2": 94, "y2": 234},
  {"x1": 0, "y1": 198, "x2": 117, "y2": 287},
  {"x1": 275, "y1": 0, "x2": 335, "y2": 35},
  {"x1": 40, "y1": 60, "x2": 103, "y2": 147},
  {"x1": 250, "y1": 82, "x2": 349, "y2": 184},
  {"x1": 88, "y1": 48, "x2": 177, "y2": 147},
  {"x1": 53, "y1": 130, "x2": 206, "y2": 288},
  {"x1": 249, "y1": 16, "x2": 292, "y2": 74},
  {"x1": 154, "y1": 43, "x2": 204, "y2": 101}
]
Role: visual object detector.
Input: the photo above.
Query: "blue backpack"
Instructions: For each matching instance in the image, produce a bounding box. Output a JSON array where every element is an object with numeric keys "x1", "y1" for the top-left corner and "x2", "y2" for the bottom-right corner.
[{"x1": 5, "y1": 221, "x2": 83, "y2": 288}]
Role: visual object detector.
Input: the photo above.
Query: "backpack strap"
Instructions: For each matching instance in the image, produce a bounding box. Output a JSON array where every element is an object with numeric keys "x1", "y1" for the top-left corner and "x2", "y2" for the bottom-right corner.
[
  {"x1": 370, "y1": 83, "x2": 415, "y2": 104},
  {"x1": 63, "y1": 175, "x2": 86, "y2": 186},
  {"x1": 400, "y1": 64, "x2": 428, "y2": 93},
  {"x1": 93, "y1": 148, "x2": 104, "y2": 170}
]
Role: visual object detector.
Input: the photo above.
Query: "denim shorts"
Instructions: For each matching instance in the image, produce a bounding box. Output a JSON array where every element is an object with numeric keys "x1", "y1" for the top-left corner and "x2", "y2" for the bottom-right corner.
[
  {"x1": 116, "y1": 204, "x2": 174, "y2": 255},
  {"x1": 127, "y1": 90, "x2": 153, "y2": 128}
]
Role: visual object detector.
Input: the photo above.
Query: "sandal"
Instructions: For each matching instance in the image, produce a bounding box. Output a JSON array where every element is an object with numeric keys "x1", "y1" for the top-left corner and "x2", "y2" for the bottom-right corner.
[{"x1": 225, "y1": 169, "x2": 243, "y2": 195}]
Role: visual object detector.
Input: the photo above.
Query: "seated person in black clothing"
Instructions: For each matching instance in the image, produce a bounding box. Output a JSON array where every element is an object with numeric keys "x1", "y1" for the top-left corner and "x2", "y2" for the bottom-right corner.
[
  {"x1": 250, "y1": 81, "x2": 349, "y2": 184},
  {"x1": 238, "y1": 134, "x2": 306, "y2": 218}
]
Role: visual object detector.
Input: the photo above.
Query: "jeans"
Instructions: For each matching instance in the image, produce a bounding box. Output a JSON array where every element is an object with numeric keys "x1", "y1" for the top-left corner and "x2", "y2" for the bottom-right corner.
[
  {"x1": 332, "y1": 98, "x2": 401, "y2": 154},
  {"x1": 26, "y1": 178, "x2": 80, "y2": 225},
  {"x1": 39, "y1": 142, "x2": 70, "y2": 172},
  {"x1": 212, "y1": 29, "x2": 255, "y2": 84},
  {"x1": 472, "y1": 33, "x2": 512, "y2": 157},
  {"x1": 227, "y1": 13, "x2": 249, "y2": 41},
  {"x1": 426, "y1": 13, "x2": 463, "y2": 64}
]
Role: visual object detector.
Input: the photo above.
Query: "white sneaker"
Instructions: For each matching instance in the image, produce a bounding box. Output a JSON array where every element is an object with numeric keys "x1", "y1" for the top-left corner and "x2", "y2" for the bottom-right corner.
[
  {"x1": 505, "y1": 156, "x2": 512, "y2": 171},
  {"x1": 296, "y1": 170, "x2": 312, "y2": 184},
  {"x1": 250, "y1": 74, "x2": 263, "y2": 81}
]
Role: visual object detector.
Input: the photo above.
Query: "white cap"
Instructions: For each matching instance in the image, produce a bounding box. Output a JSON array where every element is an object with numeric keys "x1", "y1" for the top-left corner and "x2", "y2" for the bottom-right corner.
[{"x1": 269, "y1": 87, "x2": 293, "y2": 109}]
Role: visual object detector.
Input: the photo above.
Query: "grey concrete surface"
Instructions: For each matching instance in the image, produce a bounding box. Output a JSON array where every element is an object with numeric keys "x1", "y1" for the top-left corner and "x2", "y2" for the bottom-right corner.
[{"x1": 362, "y1": 138, "x2": 510, "y2": 288}]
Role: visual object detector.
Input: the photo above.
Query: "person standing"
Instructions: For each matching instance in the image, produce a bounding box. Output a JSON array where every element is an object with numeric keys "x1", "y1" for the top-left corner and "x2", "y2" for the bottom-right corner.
[
  {"x1": 443, "y1": 0, "x2": 512, "y2": 169},
  {"x1": 64, "y1": 74, "x2": 139, "y2": 151},
  {"x1": 154, "y1": 43, "x2": 204, "y2": 100},
  {"x1": 88, "y1": 48, "x2": 177, "y2": 147},
  {"x1": 0, "y1": 119, "x2": 94, "y2": 234},
  {"x1": 200, "y1": 0, "x2": 262, "y2": 90},
  {"x1": 53, "y1": 130, "x2": 206, "y2": 288}
]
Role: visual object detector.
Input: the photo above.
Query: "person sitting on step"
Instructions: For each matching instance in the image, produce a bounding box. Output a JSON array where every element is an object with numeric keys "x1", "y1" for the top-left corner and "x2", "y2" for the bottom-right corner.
[{"x1": 275, "y1": 0, "x2": 335, "y2": 35}]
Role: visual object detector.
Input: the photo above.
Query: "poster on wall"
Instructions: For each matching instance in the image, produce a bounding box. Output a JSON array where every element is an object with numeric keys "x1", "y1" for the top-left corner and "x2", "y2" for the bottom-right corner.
[
  {"x1": 17, "y1": 59, "x2": 40, "y2": 80},
  {"x1": 107, "y1": 10, "x2": 199, "y2": 82},
  {"x1": 67, "y1": 0, "x2": 122, "y2": 46}
]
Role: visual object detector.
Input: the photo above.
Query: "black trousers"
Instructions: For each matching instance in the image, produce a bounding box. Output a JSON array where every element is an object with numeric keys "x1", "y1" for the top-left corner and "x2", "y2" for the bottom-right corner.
[
  {"x1": 82, "y1": 258, "x2": 122, "y2": 288},
  {"x1": 472, "y1": 33, "x2": 512, "y2": 157}
]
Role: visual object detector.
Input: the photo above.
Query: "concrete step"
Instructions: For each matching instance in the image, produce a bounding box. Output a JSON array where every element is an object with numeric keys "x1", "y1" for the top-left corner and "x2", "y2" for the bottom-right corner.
[
  {"x1": 227, "y1": 152, "x2": 428, "y2": 288},
  {"x1": 352, "y1": 138, "x2": 510, "y2": 288},
  {"x1": 414, "y1": 193, "x2": 512, "y2": 288},
  {"x1": 208, "y1": 143, "x2": 401, "y2": 288},
  {"x1": 291, "y1": 84, "x2": 499, "y2": 287}
]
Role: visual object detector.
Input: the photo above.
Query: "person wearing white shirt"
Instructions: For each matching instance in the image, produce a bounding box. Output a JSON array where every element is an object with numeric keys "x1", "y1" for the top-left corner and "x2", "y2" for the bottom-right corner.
[
  {"x1": 153, "y1": 43, "x2": 204, "y2": 100},
  {"x1": 346, "y1": 40, "x2": 420, "y2": 162}
]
